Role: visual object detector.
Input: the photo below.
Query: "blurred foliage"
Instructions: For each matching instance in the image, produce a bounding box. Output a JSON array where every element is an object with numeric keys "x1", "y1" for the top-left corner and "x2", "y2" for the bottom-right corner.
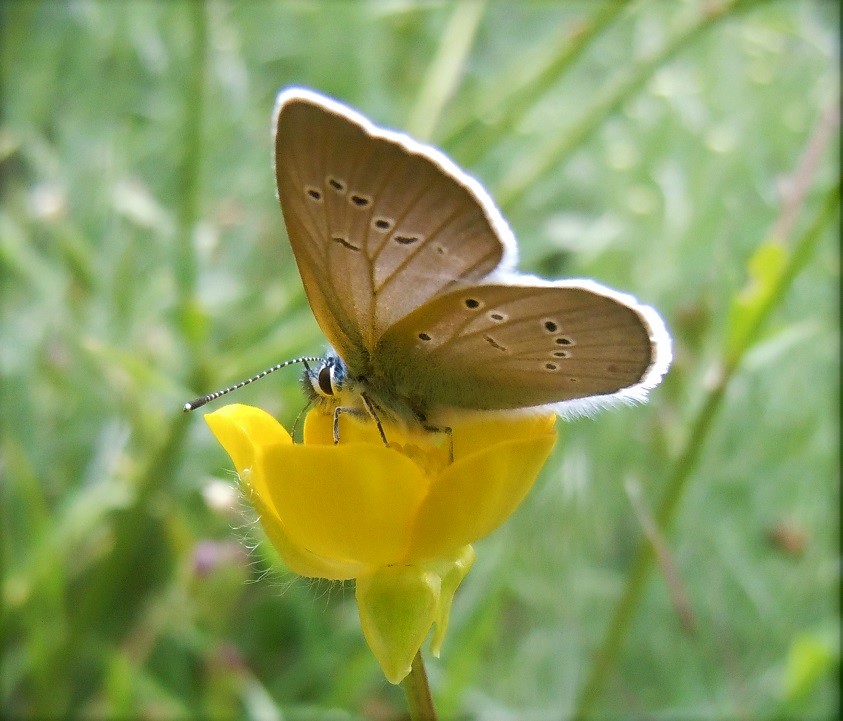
[{"x1": 1, "y1": 1, "x2": 838, "y2": 720}]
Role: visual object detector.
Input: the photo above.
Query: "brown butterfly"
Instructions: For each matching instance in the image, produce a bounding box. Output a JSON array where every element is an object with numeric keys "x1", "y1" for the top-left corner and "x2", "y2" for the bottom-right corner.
[
  {"x1": 187, "y1": 89, "x2": 671, "y2": 442},
  {"x1": 273, "y1": 88, "x2": 670, "y2": 432}
]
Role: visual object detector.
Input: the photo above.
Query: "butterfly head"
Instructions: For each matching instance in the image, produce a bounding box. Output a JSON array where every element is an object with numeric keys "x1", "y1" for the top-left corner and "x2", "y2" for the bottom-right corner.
[{"x1": 303, "y1": 352, "x2": 347, "y2": 402}]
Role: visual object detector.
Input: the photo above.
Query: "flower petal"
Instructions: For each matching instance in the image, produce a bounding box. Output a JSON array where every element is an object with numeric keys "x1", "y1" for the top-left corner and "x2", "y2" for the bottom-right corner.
[
  {"x1": 258, "y1": 441, "x2": 430, "y2": 567},
  {"x1": 356, "y1": 566, "x2": 441, "y2": 684},
  {"x1": 246, "y1": 486, "x2": 363, "y2": 580},
  {"x1": 205, "y1": 403, "x2": 291, "y2": 474},
  {"x1": 408, "y1": 415, "x2": 557, "y2": 561},
  {"x1": 451, "y1": 413, "x2": 557, "y2": 459},
  {"x1": 205, "y1": 405, "x2": 360, "y2": 580}
]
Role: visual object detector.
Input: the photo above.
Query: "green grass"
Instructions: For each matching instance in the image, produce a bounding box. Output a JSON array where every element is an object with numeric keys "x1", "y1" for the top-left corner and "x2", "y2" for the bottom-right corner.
[{"x1": 1, "y1": 1, "x2": 838, "y2": 719}]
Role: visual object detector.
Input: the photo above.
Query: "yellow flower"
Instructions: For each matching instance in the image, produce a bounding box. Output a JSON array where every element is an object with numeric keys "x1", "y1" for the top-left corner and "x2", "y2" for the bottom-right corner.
[{"x1": 205, "y1": 403, "x2": 556, "y2": 683}]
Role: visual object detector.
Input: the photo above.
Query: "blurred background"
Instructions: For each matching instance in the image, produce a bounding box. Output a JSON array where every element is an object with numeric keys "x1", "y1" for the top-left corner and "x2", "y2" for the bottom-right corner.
[{"x1": 1, "y1": 1, "x2": 838, "y2": 719}]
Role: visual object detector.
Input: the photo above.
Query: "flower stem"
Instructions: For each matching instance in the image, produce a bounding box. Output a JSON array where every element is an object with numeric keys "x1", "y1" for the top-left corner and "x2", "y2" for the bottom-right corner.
[{"x1": 400, "y1": 652, "x2": 438, "y2": 721}]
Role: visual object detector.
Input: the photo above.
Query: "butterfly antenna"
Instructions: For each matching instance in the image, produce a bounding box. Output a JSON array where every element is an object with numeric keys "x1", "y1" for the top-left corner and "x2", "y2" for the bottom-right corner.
[{"x1": 183, "y1": 356, "x2": 323, "y2": 411}]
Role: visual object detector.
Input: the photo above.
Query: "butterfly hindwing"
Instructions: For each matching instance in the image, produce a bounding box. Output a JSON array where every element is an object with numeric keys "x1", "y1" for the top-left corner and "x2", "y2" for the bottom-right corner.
[{"x1": 372, "y1": 282, "x2": 666, "y2": 414}]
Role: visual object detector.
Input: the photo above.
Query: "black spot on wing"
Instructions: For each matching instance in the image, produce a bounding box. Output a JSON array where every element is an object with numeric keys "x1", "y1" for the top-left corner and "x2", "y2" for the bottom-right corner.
[
  {"x1": 331, "y1": 236, "x2": 360, "y2": 252},
  {"x1": 484, "y1": 335, "x2": 507, "y2": 351}
]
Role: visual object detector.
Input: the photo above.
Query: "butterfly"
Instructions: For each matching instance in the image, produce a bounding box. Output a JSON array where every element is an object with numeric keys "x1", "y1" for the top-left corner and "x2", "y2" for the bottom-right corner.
[
  {"x1": 186, "y1": 88, "x2": 671, "y2": 445},
  {"x1": 271, "y1": 87, "x2": 671, "y2": 440}
]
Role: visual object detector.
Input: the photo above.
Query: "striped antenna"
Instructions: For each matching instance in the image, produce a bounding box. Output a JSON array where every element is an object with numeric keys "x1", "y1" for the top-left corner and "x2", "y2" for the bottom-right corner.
[{"x1": 183, "y1": 356, "x2": 322, "y2": 411}]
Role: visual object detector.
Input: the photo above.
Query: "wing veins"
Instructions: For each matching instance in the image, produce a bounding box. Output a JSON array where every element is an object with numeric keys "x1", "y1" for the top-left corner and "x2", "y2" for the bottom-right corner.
[
  {"x1": 372, "y1": 201, "x2": 466, "y2": 295},
  {"x1": 362, "y1": 151, "x2": 404, "y2": 258},
  {"x1": 432, "y1": 246, "x2": 502, "y2": 298},
  {"x1": 363, "y1": 153, "x2": 408, "y2": 336},
  {"x1": 323, "y1": 117, "x2": 372, "y2": 279},
  {"x1": 427, "y1": 286, "x2": 538, "y2": 345},
  {"x1": 284, "y1": 163, "x2": 330, "y2": 266},
  {"x1": 427, "y1": 296, "x2": 643, "y2": 359},
  {"x1": 370, "y1": 171, "x2": 440, "y2": 264},
  {"x1": 278, "y1": 122, "x2": 322, "y2": 254}
]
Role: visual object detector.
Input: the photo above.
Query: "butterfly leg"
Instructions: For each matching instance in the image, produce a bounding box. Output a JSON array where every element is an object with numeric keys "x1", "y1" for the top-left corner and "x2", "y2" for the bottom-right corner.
[
  {"x1": 332, "y1": 406, "x2": 357, "y2": 444},
  {"x1": 415, "y1": 413, "x2": 454, "y2": 463},
  {"x1": 332, "y1": 405, "x2": 385, "y2": 446},
  {"x1": 360, "y1": 393, "x2": 389, "y2": 447}
]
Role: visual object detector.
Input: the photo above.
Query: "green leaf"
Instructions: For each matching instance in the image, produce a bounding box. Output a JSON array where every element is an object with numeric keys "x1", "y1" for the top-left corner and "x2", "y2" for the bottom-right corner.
[
  {"x1": 782, "y1": 629, "x2": 839, "y2": 702},
  {"x1": 725, "y1": 240, "x2": 788, "y2": 363}
]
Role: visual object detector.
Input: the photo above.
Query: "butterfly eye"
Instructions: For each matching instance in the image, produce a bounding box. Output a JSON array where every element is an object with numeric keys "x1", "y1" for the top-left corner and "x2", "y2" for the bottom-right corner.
[
  {"x1": 463, "y1": 297, "x2": 483, "y2": 310},
  {"x1": 373, "y1": 217, "x2": 393, "y2": 231},
  {"x1": 544, "y1": 363, "x2": 560, "y2": 371},
  {"x1": 317, "y1": 365, "x2": 334, "y2": 396},
  {"x1": 394, "y1": 234, "x2": 421, "y2": 245},
  {"x1": 488, "y1": 311, "x2": 507, "y2": 322},
  {"x1": 418, "y1": 332, "x2": 432, "y2": 341},
  {"x1": 555, "y1": 336, "x2": 574, "y2": 346},
  {"x1": 552, "y1": 350, "x2": 570, "y2": 358},
  {"x1": 543, "y1": 319, "x2": 559, "y2": 333},
  {"x1": 305, "y1": 186, "x2": 323, "y2": 202}
]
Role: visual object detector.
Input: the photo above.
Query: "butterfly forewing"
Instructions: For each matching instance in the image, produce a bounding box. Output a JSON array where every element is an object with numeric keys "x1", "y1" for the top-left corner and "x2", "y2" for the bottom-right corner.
[
  {"x1": 275, "y1": 96, "x2": 371, "y2": 367},
  {"x1": 373, "y1": 283, "x2": 660, "y2": 413},
  {"x1": 274, "y1": 90, "x2": 510, "y2": 364}
]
